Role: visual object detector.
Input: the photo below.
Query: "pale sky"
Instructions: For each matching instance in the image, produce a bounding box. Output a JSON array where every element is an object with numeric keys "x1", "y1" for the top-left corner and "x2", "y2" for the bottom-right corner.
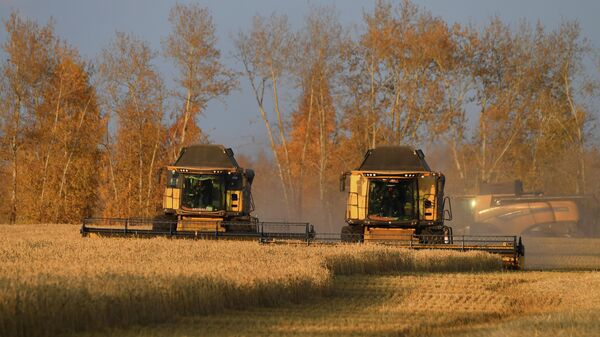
[{"x1": 1, "y1": 0, "x2": 599, "y2": 156}]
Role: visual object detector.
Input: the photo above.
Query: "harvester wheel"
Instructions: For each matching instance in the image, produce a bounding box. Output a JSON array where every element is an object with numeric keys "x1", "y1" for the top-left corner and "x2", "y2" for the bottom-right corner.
[
  {"x1": 341, "y1": 225, "x2": 363, "y2": 243},
  {"x1": 152, "y1": 214, "x2": 177, "y2": 233}
]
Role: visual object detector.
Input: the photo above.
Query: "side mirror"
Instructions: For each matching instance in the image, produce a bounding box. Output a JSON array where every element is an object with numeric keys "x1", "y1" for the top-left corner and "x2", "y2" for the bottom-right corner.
[{"x1": 423, "y1": 198, "x2": 433, "y2": 209}]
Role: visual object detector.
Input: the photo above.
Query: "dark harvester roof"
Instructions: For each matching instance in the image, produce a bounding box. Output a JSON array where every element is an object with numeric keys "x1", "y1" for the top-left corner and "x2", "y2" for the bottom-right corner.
[
  {"x1": 173, "y1": 144, "x2": 239, "y2": 169},
  {"x1": 357, "y1": 146, "x2": 431, "y2": 171}
]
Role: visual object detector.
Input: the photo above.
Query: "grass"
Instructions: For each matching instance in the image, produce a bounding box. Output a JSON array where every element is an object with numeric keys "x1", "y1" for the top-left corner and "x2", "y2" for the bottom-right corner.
[{"x1": 0, "y1": 224, "x2": 500, "y2": 337}]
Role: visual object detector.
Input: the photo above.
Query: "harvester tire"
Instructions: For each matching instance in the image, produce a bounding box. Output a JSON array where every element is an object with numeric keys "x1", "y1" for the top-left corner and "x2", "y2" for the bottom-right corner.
[{"x1": 152, "y1": 214, "x2": 177, "y2": 233}]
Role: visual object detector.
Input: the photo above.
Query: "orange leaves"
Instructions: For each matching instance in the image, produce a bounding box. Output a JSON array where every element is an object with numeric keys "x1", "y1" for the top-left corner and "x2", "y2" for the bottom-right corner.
[{"x1": 0, "y1": 12, "x2": 103, "y2": 223}]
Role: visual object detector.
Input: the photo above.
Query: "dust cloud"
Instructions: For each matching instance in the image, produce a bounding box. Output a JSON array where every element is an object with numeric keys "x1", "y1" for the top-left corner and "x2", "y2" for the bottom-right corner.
[{"x1": 235, "y1": 152, "x2": 347, "y2": 236}]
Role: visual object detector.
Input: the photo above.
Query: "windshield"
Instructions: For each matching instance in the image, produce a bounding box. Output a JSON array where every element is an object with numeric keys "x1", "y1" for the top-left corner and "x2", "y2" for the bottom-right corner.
[
  {"x1": 368, "y1": 178, "x2": 417, "y2": 221},
  {"x1": 181, "y1": 174, "x2": 224, "y2": 211}
]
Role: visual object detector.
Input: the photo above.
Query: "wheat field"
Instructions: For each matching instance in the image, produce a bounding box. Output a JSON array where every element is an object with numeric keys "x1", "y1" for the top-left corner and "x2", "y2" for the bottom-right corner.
[
  {"x1": 89, "y1": 271, "x2": 600, "y2": 337},
  {"x1": 524, "y1": 236, "x2": 600, "y2": 270},
  {"x1": 0, "y1": 224, "x2": 500, "y2": 337},
  {"x1": 112, "y1": 235, "x2": 598, "y2": 337}
]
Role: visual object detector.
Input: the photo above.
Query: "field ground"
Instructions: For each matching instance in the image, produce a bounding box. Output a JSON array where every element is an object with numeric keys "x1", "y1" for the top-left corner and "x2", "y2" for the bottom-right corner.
[
  {"x1": 0, "y1": 224, "x2": 498, "y2": 337},
  {"x1": 524, "y1": 236, "x2": 600, "y2": 270},
  {"x1": 85, "y1": 271, "x2": 600, "y2": 337},
  {"x1": 78, "y1": 236, "x2": 600, "y2": 337},
  {"x1": 1, "y1": 225, "x2": 600, "y2": 337}
]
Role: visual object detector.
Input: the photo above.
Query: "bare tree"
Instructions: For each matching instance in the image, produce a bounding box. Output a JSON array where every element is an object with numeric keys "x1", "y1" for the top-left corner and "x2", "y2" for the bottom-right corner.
[
  {"x1": 234, "y1": 14, "x2": 295, "y2": 217},
  {"x1": 164, "y1": 3, "x2": 237, "y2": 160},
  {"x1": 554, "y1": 22, "x2": 592, "y2": 193},
  {"x1": 302, "y1": 7, "x2": 343, "y2": 223}
]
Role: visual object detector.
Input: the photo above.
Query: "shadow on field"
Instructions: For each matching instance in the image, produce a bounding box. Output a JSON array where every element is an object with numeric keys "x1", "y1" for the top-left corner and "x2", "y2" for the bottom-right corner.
[
  {"x1": 75, "y1": 274, "x2": 518, "y2": 337},
  {"x1": 75, "y1": 270, "x2": 600, "y2": 337}
]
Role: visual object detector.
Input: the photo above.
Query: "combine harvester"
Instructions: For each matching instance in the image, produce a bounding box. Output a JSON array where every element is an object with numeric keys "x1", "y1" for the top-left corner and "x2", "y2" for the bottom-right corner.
[
  {"x1": 82, "y1": 144, "x2": 313, "y2": 241},
  {"x1": 81, "y1": 145, "x2": 525, "y2": 269},
  {"x1": 338, "y1": 146, "x2": 524, "y2": 269},
  {"x1": 450, "y1": 180, "x2": 599, "y2": 237}
]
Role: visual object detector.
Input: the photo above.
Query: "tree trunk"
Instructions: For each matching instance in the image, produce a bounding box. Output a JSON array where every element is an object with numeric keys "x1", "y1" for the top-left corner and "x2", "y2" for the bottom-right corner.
[
  {"x1": 450, "y1": 136, "x2": 465, "y2": 180},
  {"x1": 9, "y1": 96, "x2": 21, "y2": 224},
  {"x1": 10, "y1": 135, "x2": 18, "y2": 224},
  {"x1": 369, "y1": 52, "x2": 376, "y2": 149},
  {"x1": 39, "y1": 76, "x2": 64, "y2": 218},
  {"x1": 564, "y1": 64, "x2": 585, "y2": 194},
  {"x1": 138, "y1": 135, "x2": 144, "y2": 213},
  {"x1": 146, "y1": 125, "x2": 161, "y2": 216},
  {"x1": 317, "y1": 79, "x2": 327, "y2": 205},
  {"x1": 177, "y1": 89, "x2": 193, "y2": 159},
  {"x1": 55, "y1": 97, "x2": 93, "y2": 221},
  {"x1": 298, "y1": 83, "x2": 315, "y2": 219},
  {"x1": 244, "y1": 66, "x2": 291, "y2": 216},
  {"x1": 271, "y1": 70, "x2": 294, "y2": 213},
  {"x1": 107, "y1": 150, "x2": 119, "y2": 214},
  {"x1": 479, "y1": 97, "x2": 488, "y2": 184}
]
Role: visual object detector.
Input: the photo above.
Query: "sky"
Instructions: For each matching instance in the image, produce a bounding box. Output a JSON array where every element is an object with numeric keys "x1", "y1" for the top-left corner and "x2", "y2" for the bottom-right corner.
[{"x1": 1, "y1": 0, "x2": 599, "y2": 156}]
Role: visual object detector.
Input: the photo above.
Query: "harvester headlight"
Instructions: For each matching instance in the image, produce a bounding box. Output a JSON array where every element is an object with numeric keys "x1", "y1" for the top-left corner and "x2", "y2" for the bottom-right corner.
[{"x1": 470, "y1": 199, "x2": 477, "y2": 209}]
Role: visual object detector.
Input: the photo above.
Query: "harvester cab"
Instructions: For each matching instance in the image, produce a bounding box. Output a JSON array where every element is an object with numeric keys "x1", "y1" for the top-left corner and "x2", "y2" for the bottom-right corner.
[
  {"x1": 340, "y1": 146, "x2": 451, "y2": 242},
  {"x1": 157, "y1": 144, "x2": 257, "y2": 232}
]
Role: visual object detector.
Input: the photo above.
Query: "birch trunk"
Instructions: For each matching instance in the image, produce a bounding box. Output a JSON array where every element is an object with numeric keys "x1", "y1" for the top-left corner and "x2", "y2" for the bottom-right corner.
[
  {"x1": 271, "y1": 70, "x2": 294, "y2": 212},
  {"x1": 146, "y1": 125, "x2": 161, "y2": 216},
  {"x1": 298, "y1": 83, "x2": 314, "y2": 218},
  {"x1": 564, "y1": 64, "x2": 585, "y2": 194},
  {"x1": 177, "y1": 89, "x2": 193, "y2": 158},
  {"x1": 243, "y1": 62, "x2": 291, "y2": 215},
  {"x1": 9, "y1": 96, "x2": 21, "y2": 224},
  {"x1": 55, "y1": 96, "x2": 92, "y2": 220},
  {"x1": 39, "y1": 76, "x2": 64, "y2": 216}
]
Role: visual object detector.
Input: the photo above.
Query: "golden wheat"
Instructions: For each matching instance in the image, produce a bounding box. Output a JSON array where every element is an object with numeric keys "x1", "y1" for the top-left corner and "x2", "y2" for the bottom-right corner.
[
  {"x1": 524, "y1": 236, "x2": 600, "y2": 270},
  {"x1": 92, "y1": 272, "x2": 600, "y2": 337},
  {"x1": 0, "y1": 224, "x2": 500, "y2": 337}
]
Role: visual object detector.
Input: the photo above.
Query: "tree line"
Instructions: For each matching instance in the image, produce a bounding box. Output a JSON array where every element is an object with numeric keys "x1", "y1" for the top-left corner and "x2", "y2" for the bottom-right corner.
[{"x1": 0, "y1": 1, "x2": 598, "y2": 226}]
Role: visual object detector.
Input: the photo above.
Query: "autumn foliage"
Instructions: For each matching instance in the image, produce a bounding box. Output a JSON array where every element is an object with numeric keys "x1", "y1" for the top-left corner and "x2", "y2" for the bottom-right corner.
[{"x1": 0, "y1": 1, "x2": 598, "y2": 225}]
